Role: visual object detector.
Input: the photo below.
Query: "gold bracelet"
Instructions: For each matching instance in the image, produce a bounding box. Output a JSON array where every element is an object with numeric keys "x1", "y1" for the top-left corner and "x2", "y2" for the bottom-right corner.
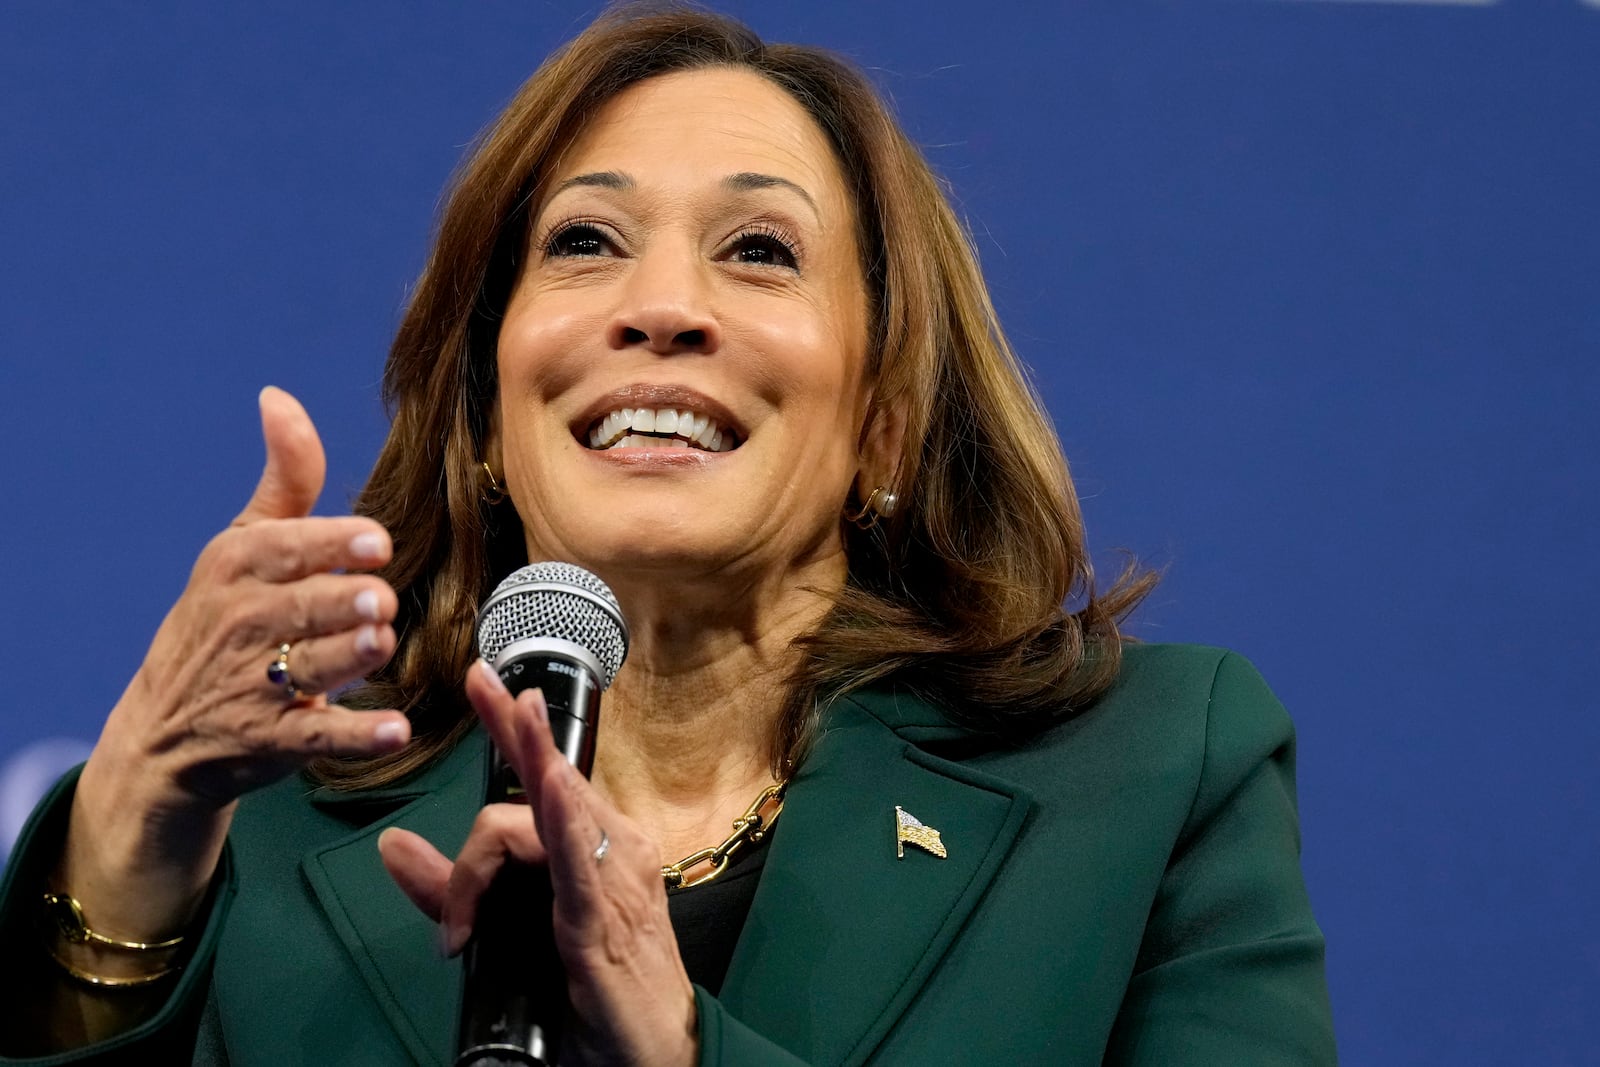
[
  {"x1": 40, "y1": 890, "x2": 186, "y2": 989},
  {"x1": 45, "y1": 944, "x2": 181, "y2": 988},
  {"x1": 42, "y1": 891, "x2": 185, "y2": 951}
]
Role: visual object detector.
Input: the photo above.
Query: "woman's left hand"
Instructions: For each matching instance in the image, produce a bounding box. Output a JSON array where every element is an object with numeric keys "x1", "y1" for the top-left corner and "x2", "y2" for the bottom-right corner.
[{"x1": 378, "y1": 660, "x2": 697, "y2": 1067}]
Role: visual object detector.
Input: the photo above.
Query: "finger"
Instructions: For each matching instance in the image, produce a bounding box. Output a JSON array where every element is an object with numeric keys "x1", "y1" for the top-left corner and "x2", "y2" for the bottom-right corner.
[
  {"x1": 462, "y1": 665, "x2": 614, "y2": 932},
  {"x1": 465, "y1": 662, "x2": 548, "y2": 797},
  {"x1": 377, "y1": 827, "x2": 453, "y2": 923},
  {"x1": 439, "y1": 804, "x2": 550, "y2": 956},
  {"x1": 533, "y1": 752, "x2": 609, "y2": 930},
  {"x1": 272, "y1": 704, "x2": 411, "y2": 758},
  {"x1": 507, "y1": 687, "x2": 558, "y2": 798},
  {"x1": 206, "y1": 517, "x2": 392, "y2": 584},
  {"x1": 472, "y1": 672, "x2": 613, "y2": 880},
  {"x1": 257, "y1": 573, "x2": 398, "y2": 644},
  {"x1": 467, "y1": 667, "x2": 571, "y2": 847},
  {"x1": 464, "y1": 666, "x2": 561, "y2": 794},
  {"x1": 504, "y1": 684, "x2": 624, "y2": 930},
  {"x1": 234, "y1": 386, "x2": 326, "y2": 525},
  {"x1": 267, "y1": 622, "x2": 395, "y2": 698}
]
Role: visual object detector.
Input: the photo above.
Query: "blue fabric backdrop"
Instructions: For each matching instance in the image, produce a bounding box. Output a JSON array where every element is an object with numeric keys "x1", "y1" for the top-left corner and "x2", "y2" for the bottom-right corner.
[{"x1": 3, "y1": 2, "x2": 1595, "y2": 1062}]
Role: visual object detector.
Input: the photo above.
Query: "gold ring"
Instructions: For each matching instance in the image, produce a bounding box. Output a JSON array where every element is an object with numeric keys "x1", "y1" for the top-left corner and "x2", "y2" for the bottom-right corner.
[{"x1": 266, "y1": 643, "x2": 298, "y2": 700}]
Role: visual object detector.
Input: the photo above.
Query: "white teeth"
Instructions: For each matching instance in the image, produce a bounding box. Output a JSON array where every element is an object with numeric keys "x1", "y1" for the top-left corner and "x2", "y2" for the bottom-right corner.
[{"x1": 589, "y1": 404, "x2": 738, "y2": 451}]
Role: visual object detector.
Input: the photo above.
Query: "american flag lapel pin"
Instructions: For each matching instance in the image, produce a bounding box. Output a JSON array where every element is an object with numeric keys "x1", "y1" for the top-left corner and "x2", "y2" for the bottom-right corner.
[{"x1": 895, "y1": 806, "x2": 948, "y2": 859}]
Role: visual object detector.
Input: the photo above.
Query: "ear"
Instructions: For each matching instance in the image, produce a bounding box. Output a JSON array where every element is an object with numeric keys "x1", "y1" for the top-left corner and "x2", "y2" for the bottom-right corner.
[
  {"x1": 481, "y1": 399, "x2": 504, "y2": 475},
  {"x1": 855, "y1": 390, "x2": 909, "y2": 503},
  {"x1": 477, "y1": 399, "x2": 510, "y2": 511}
]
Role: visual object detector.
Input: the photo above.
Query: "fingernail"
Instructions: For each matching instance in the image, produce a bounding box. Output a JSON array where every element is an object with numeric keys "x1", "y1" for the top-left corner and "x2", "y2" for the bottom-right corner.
[
  {"x1": 440, "y1": 922, "x2": 468, "y2": 958},
  {"x1": 355, "y1": 624, "x2": 382, "y2": 656},
  {"x1": 477, "y1": 658, "x2": 507, "y2": 693},
  {"x1": 374, "y1": 720, "x2": 408, "y2": 749},
  {"x1": 350, "y1": 531, "x2": 386, "y2": 562},
  {"x1": 354, "y1": 589, "x2": 381, "y2": 621},
  {"x1": 526, "y1": 688, "x2": 549, "y2": 726}
]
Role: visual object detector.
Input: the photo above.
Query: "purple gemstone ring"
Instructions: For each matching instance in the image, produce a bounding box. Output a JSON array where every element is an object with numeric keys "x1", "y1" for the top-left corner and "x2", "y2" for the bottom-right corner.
[{"x1": 266, "y1": 642, "x2": 298, "y2": 700}]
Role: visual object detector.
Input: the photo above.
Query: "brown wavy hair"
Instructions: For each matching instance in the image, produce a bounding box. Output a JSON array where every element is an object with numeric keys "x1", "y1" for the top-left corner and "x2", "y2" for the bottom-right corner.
[{"x1": 310, "y1": 3, "x2": 1154, "y2": 790}]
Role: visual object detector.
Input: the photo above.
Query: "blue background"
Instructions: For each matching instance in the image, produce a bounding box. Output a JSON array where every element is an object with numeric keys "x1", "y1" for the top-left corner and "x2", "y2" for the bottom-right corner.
[{"x1": 2, "y1": 2, "x2": 1595, "y2": 1062}]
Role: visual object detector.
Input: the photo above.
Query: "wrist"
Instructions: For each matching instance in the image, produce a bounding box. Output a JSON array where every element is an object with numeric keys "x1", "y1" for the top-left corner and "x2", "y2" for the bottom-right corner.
[
  {"x1": 41, "y1": 890, "x2": 188, "y2": 988},
  {"x1": 674, "y1": 979, "x2": 700, "y2": 1067},
  {"x1": 59, "y1": 754, "x2": 231, "y2": 948}
]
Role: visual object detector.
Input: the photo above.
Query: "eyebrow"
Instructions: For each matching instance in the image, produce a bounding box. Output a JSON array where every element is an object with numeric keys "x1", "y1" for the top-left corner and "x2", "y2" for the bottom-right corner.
[
  {"x1": 721, "y1": 172, "x2": 818, "y2": 217},
  {"x1": 551, "y1": 171, "x2": 634, "y2": 196},
  {"x1": 547, "y1": 170, "x2": 818, "y2": 218}
]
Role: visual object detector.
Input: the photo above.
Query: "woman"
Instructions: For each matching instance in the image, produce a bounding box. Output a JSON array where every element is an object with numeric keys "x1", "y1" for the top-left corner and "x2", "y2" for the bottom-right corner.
[{"x1": 0, "y1": 6, "x2": 1335, "y2": 1065}]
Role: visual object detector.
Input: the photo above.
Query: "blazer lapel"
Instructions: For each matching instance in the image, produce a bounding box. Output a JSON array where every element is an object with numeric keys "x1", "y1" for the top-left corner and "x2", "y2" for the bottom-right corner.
[
  {"x1": 719, "y1": 691, "x2": 1032, "y2": 1066},
  {"x1": 291, "y1": 689, "x2": 1025, "y2": 1066},
  {"x1": 300, "y1": 733, "x2": 487, "y2": 1066}
]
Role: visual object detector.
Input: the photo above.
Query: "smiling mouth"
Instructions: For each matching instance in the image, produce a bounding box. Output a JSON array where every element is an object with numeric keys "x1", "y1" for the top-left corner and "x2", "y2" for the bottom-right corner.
[{"x1": 586, "y1": 406, "x2": 741, "y2": 452}]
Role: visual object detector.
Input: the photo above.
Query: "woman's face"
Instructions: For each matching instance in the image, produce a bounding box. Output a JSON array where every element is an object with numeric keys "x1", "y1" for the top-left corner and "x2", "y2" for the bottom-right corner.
[{"x1": 494, "y1": 67, "x2": 874, "y2": 598}]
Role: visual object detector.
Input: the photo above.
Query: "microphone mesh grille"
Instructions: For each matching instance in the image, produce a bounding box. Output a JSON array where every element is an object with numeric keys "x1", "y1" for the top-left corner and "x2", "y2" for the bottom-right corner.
[{"x1": 477, "y1": 562, "x2": 628, "y2": 687}]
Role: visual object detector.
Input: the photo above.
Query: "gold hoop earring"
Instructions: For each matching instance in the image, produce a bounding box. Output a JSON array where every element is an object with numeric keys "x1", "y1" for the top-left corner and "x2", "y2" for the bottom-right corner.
[
  {"x1": 480, "y1": 462, "x2": 507, "y2": 506},
  {"x1": 846, "y1": 485, "x2": 898, "y2": 530}
]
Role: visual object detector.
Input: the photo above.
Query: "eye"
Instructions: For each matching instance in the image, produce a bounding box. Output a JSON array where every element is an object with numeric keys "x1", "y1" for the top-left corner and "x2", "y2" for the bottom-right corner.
[
  {"x1": 725, "y1": 226, "x2": 800, "y2": 270},
  {"x1": 544, "y1": 222, "x2": 614, "y2": 259}
]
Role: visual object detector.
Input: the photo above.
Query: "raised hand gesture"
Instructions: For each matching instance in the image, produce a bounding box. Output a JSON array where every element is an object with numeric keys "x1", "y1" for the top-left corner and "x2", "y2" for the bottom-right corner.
[{"x1": 58, "y1": 387, "x2": 411, "y2": 978}]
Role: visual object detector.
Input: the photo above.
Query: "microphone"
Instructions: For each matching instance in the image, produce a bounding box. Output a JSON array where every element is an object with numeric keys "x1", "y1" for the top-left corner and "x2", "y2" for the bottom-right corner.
[{"x1": 455, "y1": 562, "x2": 629, "y2": 1067}]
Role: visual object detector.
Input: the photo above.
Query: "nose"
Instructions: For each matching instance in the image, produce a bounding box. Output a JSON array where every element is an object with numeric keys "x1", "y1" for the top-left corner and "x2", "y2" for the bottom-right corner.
[{"x1": 606, "y1": 242, "x2": 721, "y2": 356}]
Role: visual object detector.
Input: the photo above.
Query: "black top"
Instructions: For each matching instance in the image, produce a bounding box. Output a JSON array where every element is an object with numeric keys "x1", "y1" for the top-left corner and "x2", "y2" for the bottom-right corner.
[{"x1": 665, "y1": 835, "x2": 770, "y2": 996}]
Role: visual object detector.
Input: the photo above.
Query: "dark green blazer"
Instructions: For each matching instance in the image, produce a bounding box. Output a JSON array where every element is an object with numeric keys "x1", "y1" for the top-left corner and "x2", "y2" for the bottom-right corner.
[{"x1": 0, "y1": 644, "x2": 1336, "y2": 1065}]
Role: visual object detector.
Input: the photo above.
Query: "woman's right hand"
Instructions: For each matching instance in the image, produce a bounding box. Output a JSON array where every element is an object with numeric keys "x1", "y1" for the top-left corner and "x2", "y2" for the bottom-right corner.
[{"x1": 57, "y1": 386, "x2": 413, "y2": 954}]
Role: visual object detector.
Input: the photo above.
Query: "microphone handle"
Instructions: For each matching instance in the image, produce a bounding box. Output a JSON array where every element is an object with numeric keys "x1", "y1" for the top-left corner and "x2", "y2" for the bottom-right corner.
[{"x1": 454, "y1": 656, "x2": 602, "y2": 1067}]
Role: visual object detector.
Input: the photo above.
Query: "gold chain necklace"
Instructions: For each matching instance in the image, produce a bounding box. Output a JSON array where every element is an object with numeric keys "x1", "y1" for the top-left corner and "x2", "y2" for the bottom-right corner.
[{"x1": 661, "y1": 782, "x2": 786, "y2": 891}]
